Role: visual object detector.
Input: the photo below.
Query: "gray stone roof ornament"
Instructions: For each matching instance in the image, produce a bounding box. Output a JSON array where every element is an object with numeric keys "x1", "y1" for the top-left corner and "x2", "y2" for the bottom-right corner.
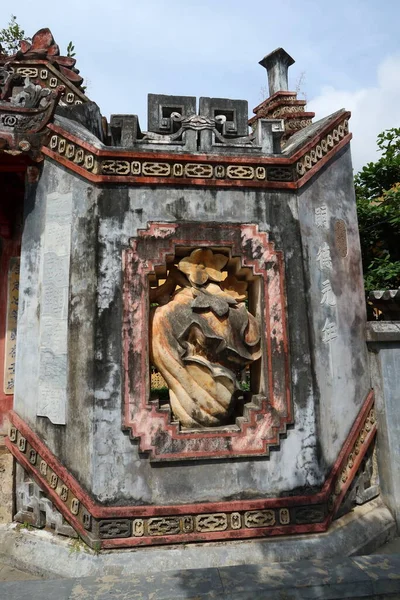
[{"x1": 259, "y1": 48, "x2": 295, "y2": 96}]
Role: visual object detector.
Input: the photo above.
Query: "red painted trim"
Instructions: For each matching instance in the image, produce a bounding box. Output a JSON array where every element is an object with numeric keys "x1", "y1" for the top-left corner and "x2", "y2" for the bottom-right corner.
[
  {"x1": 41, "y1": 128, "x2": 351, "y2": 190},
  {"x1": 47, "y1": 114, "x2": 350, "y2": 166},
  {"x1": 252, "y1": 91, "x2": 299, "y2": 113},
  {"x1": 5, "y1": 434, "x2": 90, "y2": 541},
  {"x1": 298, "y1": 135, "x2": 352, "y2": 187},
  {"x1": 321, "y1": 390, "x2": 374, "y2": 496},
  {"x1": 5, "y1": 390, "x2": 376, "y2": 548},
  {"x1": 6, "y1": 390, "x2": 375, "y2": 519},
  {"x1": 121, "y1": 224, "x2": 292, "y2": 460},
  {"x1": 42, "y1": 147, "x2": 299, "y2": 190},
  {"x1": 101, "y1": 522, "x2": 328, "y2": 549}
]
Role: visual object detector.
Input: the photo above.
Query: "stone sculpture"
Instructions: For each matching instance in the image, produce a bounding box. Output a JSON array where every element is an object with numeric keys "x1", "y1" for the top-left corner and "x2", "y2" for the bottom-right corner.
[{"x1": 150, "y1": 248, "x2": 261, "y2": 428}]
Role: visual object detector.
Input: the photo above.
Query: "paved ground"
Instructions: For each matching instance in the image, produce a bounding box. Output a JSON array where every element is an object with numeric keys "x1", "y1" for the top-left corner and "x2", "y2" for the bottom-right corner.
[
  {"x1": 0, "y1": 552, "x2": 400, "y2": 599},
  {"x1": 0, "y1": 537, "x2": 399, "y2": 598},
  {"x1": 372, "y1": 536, "x2": 400, "y2": 555},
  {"x1": 0, "y1": 562, "x2": 43, "y2": 582}
]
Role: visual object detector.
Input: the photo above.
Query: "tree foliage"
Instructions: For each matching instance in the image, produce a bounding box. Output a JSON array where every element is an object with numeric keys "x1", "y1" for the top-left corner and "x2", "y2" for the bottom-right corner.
[
  {"x1": 355, "y1": 128, "x2": 400, "y2": 292},
  {"x1": 0, "y1": 15, "x2": 75, "y2": 62},
  {"x1": 0, "y1": 15, "x2": 30, "y2": 54}
]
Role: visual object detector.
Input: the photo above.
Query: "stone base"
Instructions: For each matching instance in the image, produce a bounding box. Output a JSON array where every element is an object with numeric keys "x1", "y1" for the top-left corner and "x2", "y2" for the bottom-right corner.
[
  {"x1": 0, "y1": 443, "x2": 13, "y2": 525},
  {"x1": 0, "y1": 498, "x2": 395, "y2": 580}
]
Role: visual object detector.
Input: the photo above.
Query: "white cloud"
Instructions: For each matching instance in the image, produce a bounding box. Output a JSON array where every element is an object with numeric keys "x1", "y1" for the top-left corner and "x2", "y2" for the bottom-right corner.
[{"x1": 308, "y1": 55, "x2": 400, "y2": 172}]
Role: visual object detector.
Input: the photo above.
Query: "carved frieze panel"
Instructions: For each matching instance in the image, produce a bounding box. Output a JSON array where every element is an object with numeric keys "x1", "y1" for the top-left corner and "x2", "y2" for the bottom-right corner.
[
  {"x1": 6, "y1": 392, "x2": 377, "y2": 549},
  {"x1": 123, "y1": 222, "x2": 292, "y2": 460},
  {"x1": 43, "y1": 113, "x2": 350, "y2": 188}
]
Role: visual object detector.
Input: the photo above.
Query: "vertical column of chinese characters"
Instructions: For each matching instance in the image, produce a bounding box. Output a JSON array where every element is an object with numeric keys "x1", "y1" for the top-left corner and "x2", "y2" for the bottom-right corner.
[
  {"x1": 315, "y1": 206, "x2": 337, "y2": 345},
  {"x1": 3, "y1": 257, "x2": 19, "y2": 395}
]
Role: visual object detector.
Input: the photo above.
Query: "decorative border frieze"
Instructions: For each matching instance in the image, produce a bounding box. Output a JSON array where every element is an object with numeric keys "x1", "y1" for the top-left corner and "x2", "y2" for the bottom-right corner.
[
  {"x1": 41, "y1": 113, "x2": 351, "y2": 189},
  {"x1": 5, "y1": 391, "x2": 375, "y2": 550},
  {"x1": 7, "y1": 60, "x2": 87, "y2": 106}
]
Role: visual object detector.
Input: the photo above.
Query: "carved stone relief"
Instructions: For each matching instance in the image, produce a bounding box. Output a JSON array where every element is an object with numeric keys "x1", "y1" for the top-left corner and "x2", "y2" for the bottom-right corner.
[
  {"x1": 123, "y1": 223, "x2": 292, "y2": 460},
  {"x1": 149, "y1": 248, "x2": 261, "y2": 428}
]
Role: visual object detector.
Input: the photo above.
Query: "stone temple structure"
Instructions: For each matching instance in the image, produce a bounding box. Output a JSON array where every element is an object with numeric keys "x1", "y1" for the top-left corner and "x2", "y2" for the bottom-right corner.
[{"x1": 0, "y1": 29, "x2": 398, "y2": 567}]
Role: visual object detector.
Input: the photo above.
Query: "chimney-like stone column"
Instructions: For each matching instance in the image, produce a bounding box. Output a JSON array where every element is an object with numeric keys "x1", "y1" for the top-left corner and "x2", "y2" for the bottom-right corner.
[
  {"x1": 249, "y1": 47, "x2": 314, "y2": 144},
  {"x1": 259, "y1": 47, "x2": 295, "y2": 96}
]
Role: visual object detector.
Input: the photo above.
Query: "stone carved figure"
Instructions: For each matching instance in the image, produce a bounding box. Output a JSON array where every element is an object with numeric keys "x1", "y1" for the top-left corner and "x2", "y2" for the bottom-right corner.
[{"x1": 150, "y1": 249, "x2": 261, "y2": 428}]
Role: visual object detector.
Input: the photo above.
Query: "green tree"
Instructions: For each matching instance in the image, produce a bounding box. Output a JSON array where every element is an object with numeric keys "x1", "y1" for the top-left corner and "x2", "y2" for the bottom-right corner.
[
  {"x1": 0, "y1": 15, "x2": 30, "y2": 54},
  {"x1": 355, "y1": 128, "x2": 400, "y2": 292}
]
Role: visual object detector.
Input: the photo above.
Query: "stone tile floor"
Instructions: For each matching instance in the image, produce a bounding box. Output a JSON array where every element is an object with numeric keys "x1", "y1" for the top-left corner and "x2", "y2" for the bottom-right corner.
[
  {"x1": 0, "y1": 538, "x2": 398, "y2": 597},
  {"x1": 0, "y1": 561, "x2": 43, "y2": 582},
  {"x1": 0, "y1": 548, "x2": 400, "y2": 599}
]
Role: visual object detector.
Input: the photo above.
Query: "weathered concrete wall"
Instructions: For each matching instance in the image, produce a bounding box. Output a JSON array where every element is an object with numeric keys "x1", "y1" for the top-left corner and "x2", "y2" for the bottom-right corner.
[
  {"x1": 298, "y1": 147, "x2": 370, "y2": 468},
  {"x1": 0, "y1": 442, "x2": 13, "y2": 523},
  {"x1": 91, "y1": 185, "x2": 319, "y2": 504},
  {"x1": 14, "y1": 160, "x2": 98, "y2": 492},
  {"x1": 13, "y1": 145, "x2": 370, "y2": 506},
  {"x1": 367, "y1": 322, "x2": 400, "y2": 531}
]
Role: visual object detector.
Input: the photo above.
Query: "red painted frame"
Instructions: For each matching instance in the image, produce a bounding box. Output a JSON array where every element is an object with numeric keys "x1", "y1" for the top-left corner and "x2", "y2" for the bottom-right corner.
[{"x1": 122, "y1": 223, "x2": 292, "y2": 460}]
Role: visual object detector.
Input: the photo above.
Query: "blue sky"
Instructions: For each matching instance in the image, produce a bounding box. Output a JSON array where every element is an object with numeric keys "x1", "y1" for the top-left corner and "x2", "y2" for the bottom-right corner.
[{"x1": 10, "y1": 0, "x2": 400, "y2": 170}]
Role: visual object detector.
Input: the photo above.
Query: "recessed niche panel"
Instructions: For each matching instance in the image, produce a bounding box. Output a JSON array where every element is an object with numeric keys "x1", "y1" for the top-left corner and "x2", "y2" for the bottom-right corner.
[{"x1": 123, "y1": 222, "x2": 292, "y2": 461}]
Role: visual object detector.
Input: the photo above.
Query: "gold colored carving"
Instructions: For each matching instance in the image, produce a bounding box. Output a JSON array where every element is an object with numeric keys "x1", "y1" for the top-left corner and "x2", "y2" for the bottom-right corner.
[
  {"x1": 149, "y1": 248, "x2": 261, "y2": 428},
  {"x1": 279, "y1": 508, "x2": 290, "y2": 525},
  {"x1": 244, "y1": 510, "x2": 276, "y2": 528},
  {"x1": 255, "y1": 166, "x2": 266, "y2": 180},
  {"x1": 182, "y1": 516, "x2": 194, "y2": 533},
  {"x1": 230, "y1": 512, "x2": 241, "y2": 529},
  {"x1": 184, "y1": 163, "x2": 213, "y2": 178},
  {"x1": 173, "y1": 163, "x2": 184, "y2": 177},
  {"x1": 82, "y1": 511, "x2": 91, "y2": 530},
  {"x1": 60, "y1": 485, "x2": 69, "y2": 502},
  {"x1": 71, "y1": 498, "x2": 80, "y2": 515},
  {"x1": 9, "y1": 426, "x2": 17, "y2": 442},
  {"x1": 227, "y1": 165, "x2": 254, "y2": 179},
  {"x1": 17, "y1": 436, "x2": 26, "y2": 452},
  {"x1": 131, "y1": 161, "x2": 141, "y2": 175},
  {"x1": 66, "y1": 144, "x2": 75, "y2": 159},
  {"x1": 75, "y1": 148, "x2": 84, "y2": 164},
  {"x1": 295, "y1": 118, "x2": 349, "y2": 179},
  {"x1": 39, "y1": 460, "x2": 48, "y2": 476},
  {"x1": 147, "y1": 516, "x2": 181, "y2": 535},
  {"x1": 142, "y1": 162, "x2": 171, "y2": 177},
  {"x1": 84, "y1": 154, "x2": 95, "y2": 170},
  {"x1": 214, "y1": 165, "x2": 225, "y2": 178},
  {"x1": 195, "y1": 513, "x2": 228, "y2": 532},
  {"x1": 132, "y1": 519, "x2": 144, "y2": 536},
  {"x1": 16, "y1": 67, "x2": 38, "y2": 78},
  {"x1": 49, "y1": 473, "x2": 58, "y2": 489},
  {"x1": 101, "y1": 160, "x2": 131, "y2": 175},
  {"x1": 29, "y1": 449, "x2": 37, "y2": 465}
]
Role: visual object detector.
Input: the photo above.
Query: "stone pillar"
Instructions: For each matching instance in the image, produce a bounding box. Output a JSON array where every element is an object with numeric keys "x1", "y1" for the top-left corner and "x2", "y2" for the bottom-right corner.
[{"x1": 367, "y1": 321, "x2": 400, "y2": 531}]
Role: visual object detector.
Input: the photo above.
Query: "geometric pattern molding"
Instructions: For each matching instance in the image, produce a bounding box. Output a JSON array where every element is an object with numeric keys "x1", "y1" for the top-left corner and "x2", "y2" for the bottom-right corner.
[
  {"x1": 42, "y1": 113, "x2": 351, "y2": 189},
  {"x1": 122, "y1": 222, "x2": 291, "y2": 460},
  {"x1": 6, "y1": 390, "x2": 376, "y2": 549}
]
